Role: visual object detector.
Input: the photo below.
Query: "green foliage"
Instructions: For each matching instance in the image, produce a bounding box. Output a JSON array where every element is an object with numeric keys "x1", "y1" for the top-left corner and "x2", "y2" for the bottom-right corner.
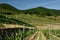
[
  {"x1": 42, "y1": 30, "x2": 49, "y2": 39},
  {"x1": 0, "y1": 3, "x2": 18, "y2": 11},
  {"x1": 0, "y1": 3, "x2": 60, "y2": 16},
  {"x1": 0, "y1": 14, "x2": 35, "y2": 27},
  {"x1": 51, "y1": 30, "x2": 60, "y2": 37},
  {"x1": 0, "y1": 24, "x2": 5, "y2": 27},
  {"x1": 23, "y1": 7, "x2": 60, "y2": 16}
]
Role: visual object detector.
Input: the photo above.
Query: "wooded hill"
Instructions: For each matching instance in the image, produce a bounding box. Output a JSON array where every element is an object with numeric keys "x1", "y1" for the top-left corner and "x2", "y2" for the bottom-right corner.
[
  {"x1": 23, "y1": 7, "x2": 60, "y2": 16},
  {"x1": 0, "y1": 3, "x2": 60, "y2": 16}
]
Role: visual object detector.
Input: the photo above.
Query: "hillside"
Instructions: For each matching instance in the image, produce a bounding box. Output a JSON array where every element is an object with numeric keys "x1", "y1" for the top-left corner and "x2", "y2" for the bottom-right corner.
[
  {"x1": 0, "y1": 4, "x2": 35, "y2": 27},
  {"x1": 0, "y1": 3, "x2": 18, "y2": 11},
  {"x1": 0, "y1": 3, "x2": 23, "y2": 15},
  {"x1": 0, "y1": 3, "x2": 60, "y2": 40},
  {"x1": 0, "y1": 3, "x2": 60, "y2": 16},
  {"x1": 23, "y1": 7, "x2": 60, "y2": 16},
  {"x1": 0, "y1": 3, "x2": 60, "y2": 27},
  {"x1": 0, "y1": 14, "x2": 35, "y2": 27}
]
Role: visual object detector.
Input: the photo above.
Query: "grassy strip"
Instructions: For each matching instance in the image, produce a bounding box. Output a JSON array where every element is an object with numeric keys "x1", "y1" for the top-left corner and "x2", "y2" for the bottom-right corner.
[
  {"x1": 51, "y1": 29, "x2": 60, "y2": 38},
  {"x1": 41, "y1": 30, "x2": 49, "y2": 39},
  {"x1": 4, "y1": 14, "x2": 60, "y2": 26},
  {"x1": 50, "y1": 33, "x2": 60, "y2": 40}
]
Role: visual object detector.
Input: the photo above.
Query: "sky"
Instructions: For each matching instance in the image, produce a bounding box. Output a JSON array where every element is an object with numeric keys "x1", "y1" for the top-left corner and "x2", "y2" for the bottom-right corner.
[{"x1": 0, "y1": 0, "x2": 60, "y2": 10}]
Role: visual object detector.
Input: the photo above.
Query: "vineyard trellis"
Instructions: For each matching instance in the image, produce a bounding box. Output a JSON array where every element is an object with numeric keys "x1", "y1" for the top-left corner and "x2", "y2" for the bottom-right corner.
[
  {"x1": 40, "y1": 25, "x2": 60, "y2": 40},
  {"x1": 0, "y1": 24, "x2": 60, "y2": 40},
  {"x1": 0, "y1": 26, "x2": 36, "y2": 40}
]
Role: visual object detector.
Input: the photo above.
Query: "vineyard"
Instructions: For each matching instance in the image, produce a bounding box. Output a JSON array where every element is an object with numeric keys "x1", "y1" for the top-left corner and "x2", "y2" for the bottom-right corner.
[
  {"x1": 37, "y1": 28, "x2": 60, "y2": 40},
  {"x1": 0, "y1": 27, "x2": 36, "y2": 40},
  {"x1": 0, "y1": 3, "x2": 60, "y2": 40},
  {"x1": 0, "y1": 13, "x2": 60, "y2": 40},
  {"x1": 0, "y1": 25, "x2": 60, "y2": 40}
]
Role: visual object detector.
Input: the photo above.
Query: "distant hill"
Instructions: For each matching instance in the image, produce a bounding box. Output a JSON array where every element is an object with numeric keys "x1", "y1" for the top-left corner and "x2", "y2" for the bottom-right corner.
[
  {"x1": 23, "y1": 7, "x2": 60, "y2": 16},
  {"x1": 0, "y1": 3, "x2": 60, "y2": 16},
  {"x1": 0, "y1": 3, "x2": 22, "y2": 14},
  {"x1": 0, "y1": 3, "x2": 18, "y2": 11}
]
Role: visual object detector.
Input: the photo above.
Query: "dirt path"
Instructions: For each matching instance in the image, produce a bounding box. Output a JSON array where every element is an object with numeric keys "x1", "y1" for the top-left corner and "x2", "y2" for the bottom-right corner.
[
  {"x1": 29, "y1": 31, "x2": 38, "y2": 40},
  {"x1": 34, "y1": 23, "x2": 60, "y2": 40},
  {"x1": 25, "y1": 31, "x2": 38, "y2": 40},
  {"x1": 33, "y1": 25, "x2": 47, "y2": 40},
  {"x1": 34, "y1": 30, "x2": 40, "y2": 40},
  {"x1": 36, "y1": 24, "x2": 60, "y2": 30},
  {"x1": 2, "y1": 24, "x2": 35, "y2": 29},
  {"x1": 34, "y1": 29, "x2": 47, "y2": 40},
  {"x1": 40, "y1": 31, "x2": 47, "y2": 40}
]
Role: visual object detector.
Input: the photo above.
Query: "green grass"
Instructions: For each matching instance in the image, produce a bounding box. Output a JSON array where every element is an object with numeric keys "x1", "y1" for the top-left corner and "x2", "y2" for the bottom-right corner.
[
  {"x1": 51, "y1": 30, "x2": 60, "y2": 38},
  {"x1": 41, "y1": 30, "x2": 49, "y2": 39},
  {"x1": 41, "y1": 29, "x2": 60, "y2": 40},
  {"x1": 3, "y1": 13, "x2": 60, "y2": 26},
  {"x1": 50, "y1": 35, "x2": 59, "y2": 40},
  {"x1": 0, "y1": 28, "x2": 36, "y2": 40},
  {"x1": 0, "y1": 14, "x2": 35, "y2": 27}
]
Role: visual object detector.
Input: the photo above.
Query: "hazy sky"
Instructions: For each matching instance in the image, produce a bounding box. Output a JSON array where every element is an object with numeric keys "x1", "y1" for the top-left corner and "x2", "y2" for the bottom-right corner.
[{"x1": 0, "y1": 0, "x2": 60, "y2": 10}]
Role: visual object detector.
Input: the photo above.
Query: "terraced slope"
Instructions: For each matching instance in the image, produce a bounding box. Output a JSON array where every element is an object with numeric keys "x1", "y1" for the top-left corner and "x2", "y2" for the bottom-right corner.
[{"x1": 0, "y1": 14, "x2": 35, "y2": 27}]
